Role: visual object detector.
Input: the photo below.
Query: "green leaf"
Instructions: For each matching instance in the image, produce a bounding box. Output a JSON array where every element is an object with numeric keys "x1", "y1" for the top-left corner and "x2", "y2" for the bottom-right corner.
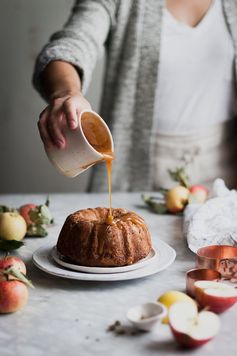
[
  {"x1": 4, "y1": 266, "x2": 34, "y2": 288},
  {"x1": 40, "y1": 204, "x2": 53, "y2": 224},
  {"x1": 0, "y1": 206, "x2": 17, "y2": 213},
  {"x1": 168, "y1": 166, "x2": 190, "y2": 188},
  {"x1": 142, "y1": 194, "x2": 168, "y2": 214},
  {"x1": 0, "y1": 239, "x2": 24, "y2": 252},
  {"x1": 26, "y1": 224, "x2": 48, "y2": 237},
  {"x1": 29, "y1": 204, "x2": 53, "y2": 226},
  {"x1": 0, "y1": 205, "x2": 10, "y2": 213}
]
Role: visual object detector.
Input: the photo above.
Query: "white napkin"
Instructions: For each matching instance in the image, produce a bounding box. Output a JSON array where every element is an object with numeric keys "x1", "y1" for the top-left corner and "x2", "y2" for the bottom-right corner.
[{"x1": 184, "y1": 179, "x2": 237, "y2": 253}]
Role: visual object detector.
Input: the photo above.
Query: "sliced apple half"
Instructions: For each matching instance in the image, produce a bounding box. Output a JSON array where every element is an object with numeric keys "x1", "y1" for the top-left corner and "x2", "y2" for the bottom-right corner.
[
  {"x1": 169, "y1": 302, "x2": 220, "y2": 348},
  {"x1": 194, "y1": 280, "x2": 237, "y2": 313}
]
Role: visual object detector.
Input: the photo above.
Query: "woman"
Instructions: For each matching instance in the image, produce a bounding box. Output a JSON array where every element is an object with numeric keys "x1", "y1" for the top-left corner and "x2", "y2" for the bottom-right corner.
[{"x1": 33, "y1": 0, "x2": 237, "y2": 191}]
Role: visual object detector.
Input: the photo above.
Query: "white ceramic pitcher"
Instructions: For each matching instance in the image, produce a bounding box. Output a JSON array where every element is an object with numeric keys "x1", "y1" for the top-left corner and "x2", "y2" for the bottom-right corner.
[{"x1": 45, "y1": 110, "x2": 114, "y2": 177}]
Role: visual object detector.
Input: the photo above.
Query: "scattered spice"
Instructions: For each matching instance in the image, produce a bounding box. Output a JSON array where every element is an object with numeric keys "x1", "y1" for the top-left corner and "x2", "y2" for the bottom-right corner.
[
  {"x1": 107, "y1": 320, "x2": 121, "y2": 332},
  {"x1": 107, "y1": 320, "x2": 141, "y2": 336}
]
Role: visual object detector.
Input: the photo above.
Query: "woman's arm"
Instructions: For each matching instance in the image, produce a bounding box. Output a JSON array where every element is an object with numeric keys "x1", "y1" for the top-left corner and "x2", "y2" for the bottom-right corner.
[
  {"x1": 41, "y1": 60, "x2": 81, "y2": 101},
  {"x1": 38, "y1": 60, "x2": 91, "y2": 149},
  {"x1": 34, "y1": 0, "x2": 119, "y2": 149}
]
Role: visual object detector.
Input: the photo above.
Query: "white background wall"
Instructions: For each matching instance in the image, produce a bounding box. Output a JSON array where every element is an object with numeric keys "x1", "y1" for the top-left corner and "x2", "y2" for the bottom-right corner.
[{"x1": 0, "y1": 0, "x2": 104, "y2": 193}]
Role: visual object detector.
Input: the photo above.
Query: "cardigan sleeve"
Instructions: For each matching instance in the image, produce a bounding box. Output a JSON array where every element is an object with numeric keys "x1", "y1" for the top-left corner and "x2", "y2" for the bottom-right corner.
[{"x1": 32, "y1": 0, "x2": 118, "y2": 98}]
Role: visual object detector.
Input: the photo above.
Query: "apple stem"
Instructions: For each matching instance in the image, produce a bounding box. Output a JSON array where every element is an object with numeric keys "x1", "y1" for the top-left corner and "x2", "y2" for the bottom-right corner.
[
  {"x1": 45, "y1": 196, "x2": 50, "y2": 207},
  {"x1": 3, "y1": 267, "x2": 34, "y2": 289}
]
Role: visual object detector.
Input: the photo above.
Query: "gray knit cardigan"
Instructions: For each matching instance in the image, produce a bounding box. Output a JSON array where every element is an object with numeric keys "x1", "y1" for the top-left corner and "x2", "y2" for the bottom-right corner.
[{"x1": 33, "y1": 0, "x2": 237, "y2": 192}]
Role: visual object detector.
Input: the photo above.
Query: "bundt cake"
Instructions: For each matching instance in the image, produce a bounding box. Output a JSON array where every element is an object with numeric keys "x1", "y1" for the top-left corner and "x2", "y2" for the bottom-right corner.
[{"x1": 56, "y1": 207, "x2": 152, "y2": 267}]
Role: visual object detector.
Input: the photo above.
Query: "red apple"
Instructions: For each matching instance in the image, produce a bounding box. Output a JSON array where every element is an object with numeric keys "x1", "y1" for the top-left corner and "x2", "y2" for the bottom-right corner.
[
  {"x1": 169, "y1": 301, "x2": 220, "y2": 348},
  {"x1": 189, "y1": 185, "x2": 208, "y2": 203},
  {"x1": 194, "y1": 280, "x2": 237, "y2": 313},
  {"x1": 165, "y1": 186, "x2": 190, "y2": 213},
  {"x1": 0, "y1": 280, "x2": 28, "y2": 313},
  {"x1": 19, "y1": 204, "x2": 36, "y2": 226},
  {"x1": 0, "y1": 256, "x2": 26, "y2": 281}
]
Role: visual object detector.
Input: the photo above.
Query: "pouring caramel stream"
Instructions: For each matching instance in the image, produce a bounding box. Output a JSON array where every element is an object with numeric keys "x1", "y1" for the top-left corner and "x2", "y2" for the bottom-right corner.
[
  {"x1": 104, "y1": 154, "x2": 114, "y2": 224},
  {"x1": 81, "y1": 113, "x2": 114, "y2": 223},
  {"x1": 77, "y1": 113, "x2": 144, "y2": 228}
]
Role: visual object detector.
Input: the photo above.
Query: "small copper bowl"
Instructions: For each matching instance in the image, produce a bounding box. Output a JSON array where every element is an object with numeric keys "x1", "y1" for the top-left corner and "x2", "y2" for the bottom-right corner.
[
  {"x1": 186, "y1": 268, "x2": 221, "y2": 297},
  {"x1": 196, "y1": 245, "x2": 237, "y2": 280}
]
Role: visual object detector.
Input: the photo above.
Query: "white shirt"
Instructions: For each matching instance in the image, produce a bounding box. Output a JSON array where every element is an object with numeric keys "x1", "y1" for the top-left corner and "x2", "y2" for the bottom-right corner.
[{"x1": 153, "y1": 0, "x2": 237, "y2": 134}]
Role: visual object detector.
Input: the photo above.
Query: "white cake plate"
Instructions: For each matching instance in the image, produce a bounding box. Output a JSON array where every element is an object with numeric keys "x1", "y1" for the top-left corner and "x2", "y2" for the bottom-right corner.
[
  {"x1": 51, "y1": 246, "x2": 157, "y2": 274},
  {"x1": 32, "y1": 239, "x2": 176, "y2": 282}
]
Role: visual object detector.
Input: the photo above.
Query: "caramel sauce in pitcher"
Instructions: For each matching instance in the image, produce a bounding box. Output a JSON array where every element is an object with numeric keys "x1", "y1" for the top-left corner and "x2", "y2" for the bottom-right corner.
[{"x1": 81, "y1": 113, "x2": 114, "y2": 223}]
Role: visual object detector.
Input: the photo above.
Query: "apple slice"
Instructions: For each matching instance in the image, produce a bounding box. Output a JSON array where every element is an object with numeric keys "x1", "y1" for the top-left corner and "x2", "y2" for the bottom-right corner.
[
  {"x1": 169, "y1": 302, "x2": 220, "y2": 348},
  {"x1": 194, "y1": 280, "x2": 237, "y2": 313}
]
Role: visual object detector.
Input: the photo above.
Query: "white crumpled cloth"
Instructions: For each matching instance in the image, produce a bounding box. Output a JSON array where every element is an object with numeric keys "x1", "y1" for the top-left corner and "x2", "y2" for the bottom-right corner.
[{"x1": 184, "y1": 179, "x2": 237, "y2": 253}]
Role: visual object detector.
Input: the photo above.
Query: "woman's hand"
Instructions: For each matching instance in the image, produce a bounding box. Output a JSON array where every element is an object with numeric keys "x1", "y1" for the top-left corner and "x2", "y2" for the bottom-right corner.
[{"x1": 38, "y1": 93, "x2": 91, "y2": 149}]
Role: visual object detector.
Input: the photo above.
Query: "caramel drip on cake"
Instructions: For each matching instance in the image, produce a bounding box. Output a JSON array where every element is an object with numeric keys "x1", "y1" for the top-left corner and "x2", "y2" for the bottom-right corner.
[
  {"x1": 115, "y1": 212, "x2": 145, "y2": 228},
  {"x1": 114, "y1": 213, "x2": 145, "y2": 265},
  {"x1": 56, "y1": 207, "x2": 152, "y2": 267}
]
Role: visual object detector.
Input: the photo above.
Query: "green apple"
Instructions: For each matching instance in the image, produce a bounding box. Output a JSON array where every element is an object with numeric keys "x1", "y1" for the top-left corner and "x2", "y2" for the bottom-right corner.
[
  {"x1": 165, "y1": 186, "x2": 190, "y2": 213},
  {"x1": 0, "y1": 212, "x2": 27, "y2": 241}
]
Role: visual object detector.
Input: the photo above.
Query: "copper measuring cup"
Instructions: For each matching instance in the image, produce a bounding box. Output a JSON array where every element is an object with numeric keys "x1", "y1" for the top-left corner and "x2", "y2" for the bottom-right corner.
[
  {"x1": 186, "y1": 268, "x2": 221, "y2": 297},
  {"x1": 196, "y1": 245, "x2": 237, "y2": 281}
]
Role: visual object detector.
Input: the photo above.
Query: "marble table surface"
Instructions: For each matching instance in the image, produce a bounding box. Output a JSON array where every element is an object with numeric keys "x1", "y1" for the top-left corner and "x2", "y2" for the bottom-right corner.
[{"x1": 0, "y1": 193, "x2": 236, "y2": 356}]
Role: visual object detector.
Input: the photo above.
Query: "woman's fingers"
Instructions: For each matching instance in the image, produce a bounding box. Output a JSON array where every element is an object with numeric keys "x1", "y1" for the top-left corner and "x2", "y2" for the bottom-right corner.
[
  {"x1": 63, "y1": 98, "x2": 78, "y2": 129},
  {"x1": 38, "y1": 108, "x2": 53, "y2": 148},
  {"x1": 63, "y1": 96, "x2": 91, "y2": 130},
  {"x1": 37, "y1": 94, "x2": 92, "y2": 149},
  {"x1": 47, "y1": 110, "x2": 65, "y2": 149},
  {"x1": 38, "y1": 106, "x2": 65, "y2": 149}
]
